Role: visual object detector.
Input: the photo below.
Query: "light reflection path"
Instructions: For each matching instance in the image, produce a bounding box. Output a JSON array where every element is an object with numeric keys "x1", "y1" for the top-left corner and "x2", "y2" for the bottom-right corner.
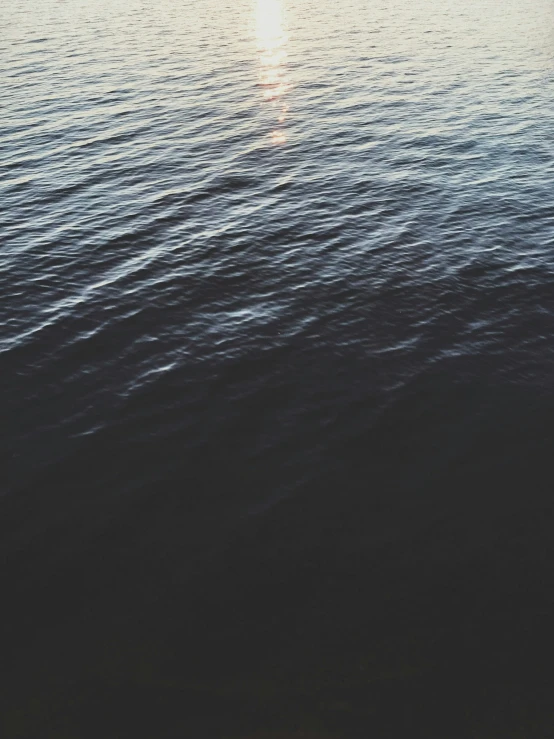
[{"x1": 256, "y1": 0, "x2": 291, "y2": 144}]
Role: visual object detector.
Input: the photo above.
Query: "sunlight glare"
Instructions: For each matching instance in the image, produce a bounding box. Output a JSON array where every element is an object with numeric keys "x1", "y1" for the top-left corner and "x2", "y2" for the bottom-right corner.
[{"x1": 256, "y1": 0, "x2": 291, "y2": 143}]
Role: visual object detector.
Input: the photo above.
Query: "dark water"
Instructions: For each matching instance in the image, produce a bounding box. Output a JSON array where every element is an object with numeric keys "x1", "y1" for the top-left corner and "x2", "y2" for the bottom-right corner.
[{"x1": 3, "y1": 0, "x2": 554, "y2": 736}]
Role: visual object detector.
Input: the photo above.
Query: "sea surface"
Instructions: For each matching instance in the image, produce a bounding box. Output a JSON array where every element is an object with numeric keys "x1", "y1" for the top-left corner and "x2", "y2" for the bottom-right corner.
[{"x1": 2, "y1": 1, "x2": 554, "y2": 736}]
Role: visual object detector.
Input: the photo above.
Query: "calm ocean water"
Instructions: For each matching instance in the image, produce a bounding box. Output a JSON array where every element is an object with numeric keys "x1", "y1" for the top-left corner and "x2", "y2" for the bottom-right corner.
[{"x1": 2, "y1": 0, "x2": 554, "y2": 736}]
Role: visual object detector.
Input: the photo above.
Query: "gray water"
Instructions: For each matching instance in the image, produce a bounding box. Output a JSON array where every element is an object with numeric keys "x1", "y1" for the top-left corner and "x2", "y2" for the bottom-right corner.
[{"x1": 3, "y1": 1, "x2": 554, "y2": 736}]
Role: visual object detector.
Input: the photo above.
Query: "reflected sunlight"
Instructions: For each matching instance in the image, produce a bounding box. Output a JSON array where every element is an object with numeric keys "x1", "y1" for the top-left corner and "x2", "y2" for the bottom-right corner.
[{"x1": 256, "y1": 0, "x2": 291, "y2": 143}]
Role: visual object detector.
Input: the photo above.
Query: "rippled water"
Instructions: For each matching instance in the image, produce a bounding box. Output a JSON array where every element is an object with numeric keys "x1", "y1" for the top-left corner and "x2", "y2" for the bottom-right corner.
[{"x1": 3, "y1": 0, "x2": 554, "y2": 735}]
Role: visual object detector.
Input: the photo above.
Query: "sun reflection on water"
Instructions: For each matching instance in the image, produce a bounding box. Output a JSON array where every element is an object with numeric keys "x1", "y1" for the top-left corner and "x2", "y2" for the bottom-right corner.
[{"x1": 256, "y1": 0, "x2": 291, "y2": 144}]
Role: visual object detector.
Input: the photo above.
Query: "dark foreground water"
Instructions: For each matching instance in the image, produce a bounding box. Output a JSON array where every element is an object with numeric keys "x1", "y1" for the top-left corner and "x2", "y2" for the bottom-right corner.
[{"x1": 2, "y1": 0, "x2": 554, "y2": 736}]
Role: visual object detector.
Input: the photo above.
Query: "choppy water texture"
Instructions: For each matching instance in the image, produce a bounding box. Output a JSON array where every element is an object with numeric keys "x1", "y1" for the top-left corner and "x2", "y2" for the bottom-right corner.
[{"x1": 2, "y1": 1, "x2": 554, "y2": 737}]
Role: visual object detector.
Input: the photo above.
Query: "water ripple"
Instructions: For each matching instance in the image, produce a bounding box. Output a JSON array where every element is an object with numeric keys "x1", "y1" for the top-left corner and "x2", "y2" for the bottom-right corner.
[{"x1": 2, "y1": 0, "x2": 554, "y2": 518}]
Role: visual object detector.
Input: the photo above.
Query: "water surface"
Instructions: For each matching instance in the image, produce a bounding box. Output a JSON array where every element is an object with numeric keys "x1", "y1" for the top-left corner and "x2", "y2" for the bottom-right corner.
[{"x1": 2, "y1": 1, "x2": 554, "y2": 736}]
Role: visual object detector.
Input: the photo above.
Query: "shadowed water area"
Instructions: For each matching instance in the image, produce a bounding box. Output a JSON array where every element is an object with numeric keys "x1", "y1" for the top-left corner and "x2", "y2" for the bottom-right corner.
[{"x1": 2, "y1": 0, "x2": 554, "y2": 736}]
